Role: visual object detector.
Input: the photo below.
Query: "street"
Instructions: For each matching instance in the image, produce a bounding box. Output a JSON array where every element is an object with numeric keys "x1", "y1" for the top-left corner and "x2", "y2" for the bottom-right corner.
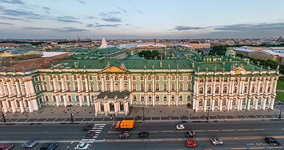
[{"x1": 0, "y1": 120, "x2": 284, "y2": 149}]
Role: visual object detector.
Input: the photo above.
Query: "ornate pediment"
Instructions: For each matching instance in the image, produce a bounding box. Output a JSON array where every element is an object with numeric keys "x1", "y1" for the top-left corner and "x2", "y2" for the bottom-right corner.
[
  {"x1": 233, "y1": 66, "x2": 246, "y2": 74},
  {"x1": 102, "y1": 66, "x2": 126, "y2": 73}
]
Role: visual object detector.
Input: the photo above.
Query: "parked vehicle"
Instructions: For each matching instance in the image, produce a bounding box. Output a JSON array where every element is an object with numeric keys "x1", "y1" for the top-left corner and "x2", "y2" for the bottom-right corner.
[
  {"x1": 82, "y1": 124, "x2": 94, "y2": 131},
  {"x1": 75, "y1": 143, "x2": 89, "y2": 150},
  {"x1": 185, "y1": 138, "x2": 197, "y2": 148},
  {"x1": 22, "y1": 139, "x2": 38, "y2": 148},
  {"x1": 176, "y1": 124, "x2": 185, "y2": 130},
  {"x1": 138, "y1": 131, "x2": 149, "y2": 138},
  {"x1": 0, "y1": 144, "x2": 14, "y2": 150},
  {"x1": 265, "y1": 137, "x2": 280, "y2": 146},
  {"x1": 120, "y1": 130, "x2": 131, "y2": 139},
  {"x1": 211, "y1": 137, "x2": 223, "y2": 145},
  {"x1": 40, "y1": 143, "x2": 58, "y2": 150},
  {"x1": 186, "y1": 130, "x2": 196, "y2": 138}
]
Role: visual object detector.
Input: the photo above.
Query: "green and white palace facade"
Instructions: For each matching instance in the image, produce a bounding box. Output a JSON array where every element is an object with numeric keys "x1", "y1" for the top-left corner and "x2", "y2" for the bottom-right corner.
[{"x1": 0, "y1": 47, "x2": 279, "y2": 116}]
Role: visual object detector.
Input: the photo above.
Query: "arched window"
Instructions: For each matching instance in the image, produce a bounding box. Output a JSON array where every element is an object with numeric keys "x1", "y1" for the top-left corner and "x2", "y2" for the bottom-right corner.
[
  {"x1": 106, "y1": 76, "x2": 109, "y2": 80},
  {"x1": 164, "y1": 84, "x2": 167, "y2": 91},
  {"x1": 199, "y1": 87, "x2": 203, "y2": 94},
  {"x1": 132, "y1": 83, "x2": 136, "y2": 91},
  {"x1": 120, "y1": 102, "x2": 124, "y2": 111},
  {"x1": 164, "y1": 96, "x2": 167, "y2": 101},
  {"x1": 234, "y1": 87, "x2": 237, "y2": 93},
  {"x1": 223, "y1": 87, "x2": 227, "y2": 93},
  {"x1": 124, "y1": 83, "x2": 128, "y2": 91},
  {"x1": 252, "y1": 87, "x2": 255, "y2": 93},
  {"x1": 156, "y1": 96, "x2": 159, "y2": 101},
  {"x1": 207, "y1": 87, "x2": 211, "y2": 94},
  {"x1": 156, "y1": 84, "x2": 159, "y2": 91},
  {"x1": 141, "y1": 83, "x2": 144, "y2": 91},
  {"x1": 179, "y1": 96, "x2": 183, "y2": 101},
  {"x1": 187, "y1": 95, "x2": 190, "y2": 101},
  {"x1": 100, "y1": 103, "x2": 104, "y2": 111},
  {"x1": 244, "y1": 86, "x2": 248, "y2": 93},
  {"x1": 115, "y1": 76, "x2": 118, "y2": 80},
  {"x1": 141, "y1": 96, "x2": 144, "y2": 101},
  {"x1": 260, "y1": 87, "x2": 263, "y2": 93},
  {"x1": 215, "y1": 87, "x2": 219, "y2": 94},
  {"x1": 133, "y1": 95, "x2": 137, "y2": 101},
  {"x1": 110, "y1": 103, "x2": 114, "y2": 111},
  {"x1": 148, "y1": 96, "x2": 152, "y2": 101},
  {"x1": 148, "y1": 84, "x2": 152, "y2": 91},
  {"x1": 267, "y1": 87, "x2": 270, "y2": 93}
]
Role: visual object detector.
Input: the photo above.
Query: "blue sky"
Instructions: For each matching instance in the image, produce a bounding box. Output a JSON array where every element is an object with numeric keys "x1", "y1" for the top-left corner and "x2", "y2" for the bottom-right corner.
[{"x1": 0, "y1": 0, "x2": 284, "y2": 39}]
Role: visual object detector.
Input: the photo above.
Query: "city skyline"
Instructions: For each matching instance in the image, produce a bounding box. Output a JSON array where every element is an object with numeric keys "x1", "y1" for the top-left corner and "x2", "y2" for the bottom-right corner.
[{"x1": 1, "y1": 0, "x2": 284, "y2": 39}]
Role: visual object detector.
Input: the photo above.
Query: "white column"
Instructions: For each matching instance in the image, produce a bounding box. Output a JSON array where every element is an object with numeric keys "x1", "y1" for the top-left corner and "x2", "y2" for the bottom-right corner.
[
  {"x1": 119, "y1": 77, "x2": 123, "y2": 92},
  {"x1": 31, "y1": 99, "x2": 39, "y2": 111},
  {"x1": 63, "y1": 96, "x2": 67, "y2": 106},
  {"x1": 254, "y1": 98, "x2": 258, "y2": 110},
  {"x1": 85, "y1": 76, "x2": 89, "y2": 92},
  {"x1": 28, "y1": 100, "x2": 33, "y2": 113},
  {"x1": 219, "y1": 99, "x2": 222, "y2": 111},
  {"x1": 110, "y1": 76, "x2": 114, "y2": 92},
  {"x1": 262, "y1": 98, "x2": 266, "y2": 110},
  {"x1": 77, "y1": 76, "x2": 81, "y2": 92},
  {"x1": 204, "y1": 99, "x2": 207, "y2": 112},
  {"x1": 56, "y1": 95, "x2": 60, "y2": 106},
  {"x1": 175, "y1": 95, "x2": 178, "y2": 106},
  {"x1": 167, "y1": 94, "x2": 171, "y2": 106},
  {"x1": 87, "y1": 95, "x2": 90, "y2": 106},
  {"x1": 94, "y1": 102, "x2": 99, "y2": 116},
  {"x1": 247, "y1": 98, "x2": 251, "y2": 110},
  {"x1": 79, "y1": 95, "x2": 83, "y2": 106},
  {"x1": 227, "y1": 100, "x2": 230, "y2": 111},
  {"x1": 239, "y1": 99, "x2": 243, "y2": 110},
  {"x1": 145, "y1": 95, "x2": 148, "y2": 106},
  {"x1": 15, "y1": 81, "x2": 22, "y2": 97},
  {"x1": 20, "y1": 100, "x2": 25, "y2": 113},
  {"x1": 128, "y1": 75, "x2": 132, "y2": 91},
  {"x1": 114, "y1": 102, "x2": 118, "y2": 115},
  {"x1": 101, "y1": 76, "x2": 105, "y2": 92},
  {"x1": 211, "y1": 99, "x2": 215, "y2": 111},
  {"x1": 270, "y1": 97, "x2": 275, "y2": 109},
  {"x1": 11, "y1": 100, "x2": 16, "y2": 113},
  {"x1": 125, "y1": 101, "x2": 129, "y2": 115}
]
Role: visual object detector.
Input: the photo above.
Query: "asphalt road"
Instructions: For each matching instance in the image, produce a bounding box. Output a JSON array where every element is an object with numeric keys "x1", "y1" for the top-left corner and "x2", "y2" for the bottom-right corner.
[{"x1": 0, "y1": 120, "x2": 284, "y2": 150}]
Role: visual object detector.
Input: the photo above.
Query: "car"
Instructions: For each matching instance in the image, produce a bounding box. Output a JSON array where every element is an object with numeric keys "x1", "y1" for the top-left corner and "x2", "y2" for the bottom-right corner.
[
  {"x1": 265, "y1": 137, "x2": 280, "y2": 146},
  {"x1": 138, "y1": 131, "x2": 149, "y2": 138},
  {"x1": 185, "y1": 138, "x2": 197, "y2": 148},
  {"x1": 211, "y1": 137, "x2": 223, "y2": 145},
  {"x1": 82, "y1": 124, "x2": 94, "y2": 131},
  {"x1": 85, "y1": 131, "x2": 96, "y2": 138},
  {"x1": 75, "y1": 143, "x2": 89, "y2": 150},
  {"x1": 176, "y1": 124, "x2": 185, "y2": 130},
  {"x1": 186, "y1": 130, "x2": 196, "y2": 138},
  {"x1": 120, "y1": 130, "x2": 131, "y2": 139},
  {"x1": 0, "y1": 144, "x2": 14, "y2": 150},
  {"x1": 40, "y1": 143, "x2": 58, "y2": 150},
  {"x1": 22, "y1": 139, "x2": 38, "y2": 148}
]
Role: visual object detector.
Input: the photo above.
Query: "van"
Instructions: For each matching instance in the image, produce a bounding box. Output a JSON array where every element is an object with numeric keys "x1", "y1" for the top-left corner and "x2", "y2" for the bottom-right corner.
[{"x1": 40, "y1": 143, "x2": 58, "y2": 150}]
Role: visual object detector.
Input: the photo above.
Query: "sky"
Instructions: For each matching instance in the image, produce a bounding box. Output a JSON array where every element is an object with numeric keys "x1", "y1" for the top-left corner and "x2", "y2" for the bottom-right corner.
[{"x1": 0, "y1": 0, "x2": 284, "y2": 39}]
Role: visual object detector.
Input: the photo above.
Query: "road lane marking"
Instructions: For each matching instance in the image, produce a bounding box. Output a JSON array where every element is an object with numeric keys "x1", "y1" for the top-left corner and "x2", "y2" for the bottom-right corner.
[
  {"x1": 232, "y1": 148, "x2": 246, "y2": 150},
  {"x1": 250, "y1": 147, "x2": 264, "y2": 149},
  {"x1": 222, "y1": 129, "x2": 235, "y2": 131},
  {"x1": 268, "y1": 147, "x2": 283, "y2": 149},
  {"x1": 253, "y1": 129, "x2": 264, "y2": 131},
  {"x1": 207, "y1": 130, "x2": 219, "y2": 132},
  {"x1": 281, "y1": 128, "x2": 284, "y2": 130},
  {"x1": 237, "y1": 129, "x2": 250, "y2": 131}
]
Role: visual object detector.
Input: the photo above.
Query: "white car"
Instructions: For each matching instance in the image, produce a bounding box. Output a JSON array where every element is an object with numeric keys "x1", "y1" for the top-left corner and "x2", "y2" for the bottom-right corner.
[
  {"x1": 75, "y1": 143, "x2": 89, "y2": 150},
  {"x1": 176, "y1": 124, "x2": 185, "y2": 130},
  {"x1": 211, "y1": 137, "x2": 223, "y2": 145}
]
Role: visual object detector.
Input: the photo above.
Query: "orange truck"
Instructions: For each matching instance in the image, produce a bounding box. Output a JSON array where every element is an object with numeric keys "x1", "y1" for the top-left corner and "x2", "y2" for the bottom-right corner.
[{"x1": 115, "y1": 120, "x2": 135, "y2": 129}]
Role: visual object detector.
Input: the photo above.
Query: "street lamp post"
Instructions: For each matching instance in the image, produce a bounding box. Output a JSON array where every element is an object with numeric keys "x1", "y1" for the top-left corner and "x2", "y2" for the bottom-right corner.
[
  {"x1": 279, "y1": 105, "x2": 283, "y2": 119},
  {"x1": 207, "y1": 109, "x2": 210, "y2": 121},
  {"x1": 142, "y1": 106, "x2": 145, "y2": 121},
  {"x1": 67, "y1": 105, "x2": 74, "y2": 122}
]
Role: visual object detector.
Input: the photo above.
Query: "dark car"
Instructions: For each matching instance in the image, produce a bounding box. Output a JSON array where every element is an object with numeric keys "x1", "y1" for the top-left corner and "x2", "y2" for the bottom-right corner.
[
  {"x1": 0, "y1": 144, "x2": 14, "y2": 150},
  {"x1": 85, "y1": 131, "x2": 96, "y2": 138},
  {"x1": 138, "y1": 131, "x2": 149, "y2": 138},
  {"x1": 186, "y1": 130, "x2": 196, "y2": 138},
  {"x1": 82, "y1": 124, "x2": 94, "y2": 131},
  {"x1": 265, "y1": 137, "x2": 280, "y2": 146},
  {"x1": 22, "y1": 139, "x2": 38, "y2": 148},
  {"x1": 40, "y1": 143, "x2": 58, "y2": 150},
  {"x1": 120, "y1": 131, "x2": 131, "y2": 139}
]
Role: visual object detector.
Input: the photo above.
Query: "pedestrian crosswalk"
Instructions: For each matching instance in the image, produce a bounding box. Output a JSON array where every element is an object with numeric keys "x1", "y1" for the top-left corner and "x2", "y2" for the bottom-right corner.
[{"x1": 81, "y1": 123, "x2": 106, "y2": 143}]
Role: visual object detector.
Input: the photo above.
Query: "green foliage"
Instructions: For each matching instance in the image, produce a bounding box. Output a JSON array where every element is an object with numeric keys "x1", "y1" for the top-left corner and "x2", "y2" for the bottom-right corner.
[
  {"x1": 276, "y1": 92, "x2": 284, "y2": 102},
  {"x1": 138, "y1": 50, "x2": 159, "y2": 59},
  {"x1": 208, "y1": 45, "x2": 229, "y2": 56}
]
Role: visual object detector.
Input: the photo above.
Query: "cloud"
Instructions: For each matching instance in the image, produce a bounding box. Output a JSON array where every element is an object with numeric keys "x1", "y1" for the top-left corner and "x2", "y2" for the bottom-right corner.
[
  {"x1": 77, "y1": 0, "x2": 85, "y2": 4},
  {"x1": 55, "y1": 16, "x2": 81, "y2": 23},
  {"x1": 215, "y1": 23, "x2": 284, "y2": 32},
  {"x1": 0, "y1": 21, "x2": 13, "y2": 25},
  {"x1": 0, "y1": 0, "x2": 24, "y2": 5},
  {"x1": 0, "y1": 15, "x2": 27, "y2": 21},
  {"x1": 174, "y1": 26, "x2": 204, "y2": 31},
  {"x1": 87, "y1": 23, "x2": 120, "y2": 28},
  {"x1": 1, "y1": 9, "x2": 43, "y2": 19},
  {"x1": 42, "y1": 7, "x2": 51, "y2": 14},
  {"x1": 23, "y1": 27, "x2": 88, "y2": 33},
  {"x1": 102, "y1": 17, "x2": 121, "y2": 22}
]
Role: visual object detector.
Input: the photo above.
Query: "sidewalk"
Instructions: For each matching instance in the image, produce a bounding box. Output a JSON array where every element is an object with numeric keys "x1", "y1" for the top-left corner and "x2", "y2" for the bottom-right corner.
[{"x1": 0, "y1": 101, "x2": 283, "y2": 124}]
